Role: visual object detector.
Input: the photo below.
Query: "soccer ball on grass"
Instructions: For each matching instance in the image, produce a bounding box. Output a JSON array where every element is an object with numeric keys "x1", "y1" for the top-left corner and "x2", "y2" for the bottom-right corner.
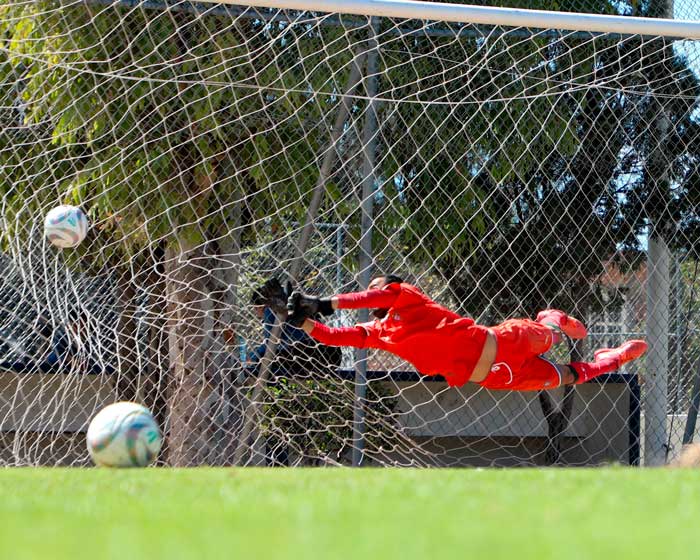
[{"x1": 87, "y1": 402, "x2": 162, "y2": 467}]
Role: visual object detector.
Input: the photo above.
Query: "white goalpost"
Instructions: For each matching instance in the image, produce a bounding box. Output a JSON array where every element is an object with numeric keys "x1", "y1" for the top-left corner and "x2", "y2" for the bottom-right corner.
[
  {"x1": 0, "y1": 0, "x2": 698, "y2": 467},
  {"x1": 204, "y1": 0, "x2": 700, "y2": 38}
]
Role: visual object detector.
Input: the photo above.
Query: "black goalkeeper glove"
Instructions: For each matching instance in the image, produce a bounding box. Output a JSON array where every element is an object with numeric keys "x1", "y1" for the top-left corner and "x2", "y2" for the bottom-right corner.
[
  {"x1": 286, "y1": 291, "x2": 334, "y2": 327},
  {"x1": 253, "y1": 278, "x2": 293, "y2": 315}
]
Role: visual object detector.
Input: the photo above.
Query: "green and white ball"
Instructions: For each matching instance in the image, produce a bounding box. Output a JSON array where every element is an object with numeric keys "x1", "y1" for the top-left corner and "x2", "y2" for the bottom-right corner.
[
  {"x1": 44, "y1": 205, "x2": 89, "y2": 248},
  {"x1": 87, "y1": 402, "x2": 162, "y2": 467}
]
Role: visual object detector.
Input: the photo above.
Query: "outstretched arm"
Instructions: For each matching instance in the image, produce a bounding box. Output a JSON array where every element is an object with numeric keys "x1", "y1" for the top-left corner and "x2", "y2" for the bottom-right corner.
[
  {"x1": 292, "y1": 288, "x2": 400, "y2": 318},
  {"x1": 333, "y1": 289, "x2": 399, "y2": 310},
  {"x1": 301, "y1": 319, "x2": 369, "y2": 348}
]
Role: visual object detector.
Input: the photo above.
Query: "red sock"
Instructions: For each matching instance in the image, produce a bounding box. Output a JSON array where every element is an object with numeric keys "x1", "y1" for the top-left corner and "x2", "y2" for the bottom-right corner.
[{"x1": 569, "y1": 356, "x2": 619, "y2": 384}]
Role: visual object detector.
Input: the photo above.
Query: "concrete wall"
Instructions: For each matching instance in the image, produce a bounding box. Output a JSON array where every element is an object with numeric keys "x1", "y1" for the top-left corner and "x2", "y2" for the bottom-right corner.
[
  {"x1": 0, "y1": 371, "x2": 118, "y2": 465},
  {"x1": 0, "y1": 369, "x2": 636, "y2": 467},
  {"x1": 0, "y1": 371, "x2": 117, "y2": 432},
  {"x1": 377, "y1": 378, "x2": 636, "y2": 466}
]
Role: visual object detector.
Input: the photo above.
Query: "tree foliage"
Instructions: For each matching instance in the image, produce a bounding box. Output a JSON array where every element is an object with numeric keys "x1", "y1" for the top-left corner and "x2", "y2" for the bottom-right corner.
[
  {"x1": 365, "y1": 1, "x2": 700, "y2": 320},
  {"x1": 0, "y1": 0, "x2": 699, "y2": 463}
]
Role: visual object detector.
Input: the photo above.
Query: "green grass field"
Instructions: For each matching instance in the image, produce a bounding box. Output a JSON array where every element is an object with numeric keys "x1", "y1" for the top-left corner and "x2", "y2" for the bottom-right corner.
[{"x1": 1, "y1": 467, "x2": 699, "y2": 560}]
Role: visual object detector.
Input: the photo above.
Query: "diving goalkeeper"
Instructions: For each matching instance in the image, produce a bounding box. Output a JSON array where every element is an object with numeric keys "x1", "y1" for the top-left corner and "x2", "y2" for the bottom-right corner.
[{"x1": 286, "y1": 276, "x2": 647, "y2": 391}]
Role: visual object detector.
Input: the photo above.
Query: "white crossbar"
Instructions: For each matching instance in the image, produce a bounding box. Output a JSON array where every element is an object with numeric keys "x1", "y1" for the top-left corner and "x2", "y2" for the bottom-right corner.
[{"x1": 197, "y1": 0, "x2": 700, "y2": 39}]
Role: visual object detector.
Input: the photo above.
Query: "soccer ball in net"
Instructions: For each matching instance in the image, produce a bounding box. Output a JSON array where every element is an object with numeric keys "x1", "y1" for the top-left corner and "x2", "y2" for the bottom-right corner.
[
  {"x1": 43, "y1": 205, "x2": 89, "y2": 248},
  {"x1": 86, "y1": 402, "x2": 162, "y2": 467}
]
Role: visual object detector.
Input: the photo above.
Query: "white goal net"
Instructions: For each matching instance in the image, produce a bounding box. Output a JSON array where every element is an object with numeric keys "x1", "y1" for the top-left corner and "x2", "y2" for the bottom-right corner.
[{"x1": 0, "y1": 0, "x2": 699, "y2": 467}]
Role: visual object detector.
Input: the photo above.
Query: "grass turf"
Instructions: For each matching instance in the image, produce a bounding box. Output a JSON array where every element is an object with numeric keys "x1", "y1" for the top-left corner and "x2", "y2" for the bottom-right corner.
[{"x1": 1, "y1": 467, "x2": 699, "y2": 560}]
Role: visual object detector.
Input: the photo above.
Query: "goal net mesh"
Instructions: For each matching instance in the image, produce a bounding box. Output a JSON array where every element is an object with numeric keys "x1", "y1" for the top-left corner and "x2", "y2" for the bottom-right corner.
[{"x1": 0, "y1": 0, "x2": 699, "y2": 466}]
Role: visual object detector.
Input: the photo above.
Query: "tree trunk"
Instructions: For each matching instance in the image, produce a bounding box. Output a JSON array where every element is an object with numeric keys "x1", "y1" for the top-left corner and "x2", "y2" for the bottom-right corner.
[
  {"x1": 115, "y1": 275, "x2": 142, "y2": 403},
  {"x1": 141, "y1": 242, "x2": 170, "y2": 463},
  {"x1": 165, "y1": 240, "x2": 216, "y2": 466},
  {"x1": 206, "y1": 224, "x2": 245, "y2": 466}
]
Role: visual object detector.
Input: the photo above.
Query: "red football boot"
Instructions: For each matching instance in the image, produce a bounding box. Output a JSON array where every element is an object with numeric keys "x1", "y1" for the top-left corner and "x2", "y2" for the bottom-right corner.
[
  {"x1": 594, "y1": 340, "x2": 648, "y2": 369},
  {"x1": 535, "y1": 309, "x2": 588, "y2": 340}
]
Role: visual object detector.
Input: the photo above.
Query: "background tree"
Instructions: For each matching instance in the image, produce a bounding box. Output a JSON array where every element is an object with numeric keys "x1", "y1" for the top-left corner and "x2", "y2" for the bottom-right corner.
[
  {"x1": 0, "y1": 1, "x2": 358, "y2": 465},
  {"x1": 367, "y1": 0, "x2": 700, "y2": 331},
  {"x1": 0, "y1": 0, "x2": 698, "y2": 467}
]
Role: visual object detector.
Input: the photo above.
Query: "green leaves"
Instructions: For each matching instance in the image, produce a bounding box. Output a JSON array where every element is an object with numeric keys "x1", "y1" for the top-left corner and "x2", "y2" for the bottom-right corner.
[{"x1": 1, "y1": 0, "x2": 698, "y2": 318}]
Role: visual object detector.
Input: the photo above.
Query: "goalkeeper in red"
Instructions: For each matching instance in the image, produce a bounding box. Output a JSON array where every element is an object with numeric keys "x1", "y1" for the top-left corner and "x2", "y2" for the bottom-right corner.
[{"x1": 287, "y1": 276, "x2": 647, "y2": 391}]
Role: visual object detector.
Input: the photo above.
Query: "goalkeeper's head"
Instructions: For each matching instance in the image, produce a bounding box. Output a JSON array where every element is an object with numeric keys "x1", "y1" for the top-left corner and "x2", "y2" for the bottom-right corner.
[{"x1": 368, "y1": 274, "x2": 404, "y2": 319}]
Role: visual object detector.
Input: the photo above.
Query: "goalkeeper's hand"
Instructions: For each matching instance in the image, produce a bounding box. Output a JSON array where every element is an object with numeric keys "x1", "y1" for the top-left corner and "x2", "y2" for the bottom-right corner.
[
  {"x1": 286, "y1": 291, "x2": 334, "y2": 327},
  {"x1": 256, "y1": 278, "x2": 293, "y2": 315}
]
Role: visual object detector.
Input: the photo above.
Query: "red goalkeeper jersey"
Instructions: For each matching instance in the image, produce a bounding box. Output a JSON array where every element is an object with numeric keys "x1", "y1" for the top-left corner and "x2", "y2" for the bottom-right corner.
[{"x1": 308, "y1": 283, "x2": 489, "y2": 386}]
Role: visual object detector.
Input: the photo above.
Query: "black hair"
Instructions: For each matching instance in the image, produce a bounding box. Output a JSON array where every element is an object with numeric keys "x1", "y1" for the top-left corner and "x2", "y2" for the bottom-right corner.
[{"x1": 381, "y1": 274, "x2": 404, "y2": 285}]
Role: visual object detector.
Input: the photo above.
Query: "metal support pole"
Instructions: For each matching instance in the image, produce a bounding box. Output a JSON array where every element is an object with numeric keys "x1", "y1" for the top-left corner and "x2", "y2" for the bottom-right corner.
[
  {"x1": 674, "y1": 256, "x2": 682, "y2": 411},
  {"x1": 645, "y1": 234, "x2": 670, "y2": 466},
  {"x1": 233, "y1": 54, "x2": 366, "y2": 466},
  {"x1": 352, "y1": 17, "x2": 380, "y2": 467},
  {"x1": 336, "y1": 225, "x2": 345, "y2": 295},
  {"x1": 292, "y1": 55, "x2": 366, "y2": 269},
  {"x1": 665, "y1": 255, "x2": 684, "y2": 456},
  {"x1": 644, "y1": 0, "x2": 674, "y2": 467}
]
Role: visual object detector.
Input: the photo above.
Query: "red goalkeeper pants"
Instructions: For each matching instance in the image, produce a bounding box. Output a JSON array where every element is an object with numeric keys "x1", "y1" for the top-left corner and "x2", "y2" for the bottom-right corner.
[{"x1": 478, "y1": 319, "x2": 562, "y2": 391}]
